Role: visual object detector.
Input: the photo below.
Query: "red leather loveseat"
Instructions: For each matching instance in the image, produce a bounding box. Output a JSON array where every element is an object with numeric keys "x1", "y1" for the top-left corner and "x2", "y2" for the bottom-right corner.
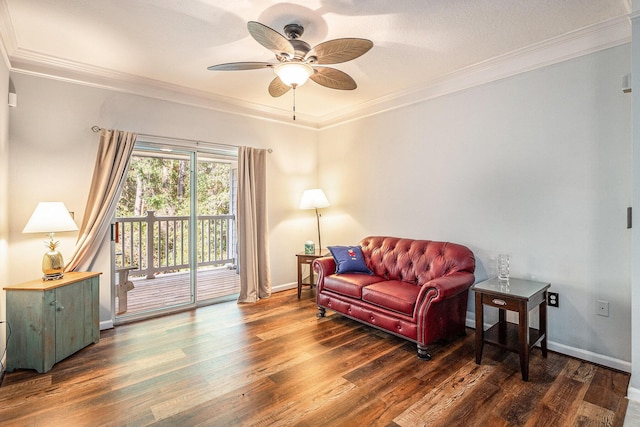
[{"x1": 314, "y1": 236, "x2": 476, "y2": 360}]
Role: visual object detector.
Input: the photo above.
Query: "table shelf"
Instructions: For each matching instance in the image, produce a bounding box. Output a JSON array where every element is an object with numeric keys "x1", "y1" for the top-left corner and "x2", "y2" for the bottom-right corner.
[{"x1": 484, "y1": 322, "x2": 544, "y2": 353}]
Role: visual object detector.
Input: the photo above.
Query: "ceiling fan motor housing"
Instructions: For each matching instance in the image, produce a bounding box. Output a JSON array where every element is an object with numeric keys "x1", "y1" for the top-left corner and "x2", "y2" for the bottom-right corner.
[
  {"x1": 284, "y1": 23, "x2": 304, "y2": 39},
  {"x1": 289, "y1": 39, "x2": 311, "y2": 61}
]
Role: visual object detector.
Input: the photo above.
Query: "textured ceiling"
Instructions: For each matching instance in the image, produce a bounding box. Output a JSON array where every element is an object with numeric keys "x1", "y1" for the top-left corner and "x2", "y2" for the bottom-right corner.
[{"x1": 0, "y1": 0, "x2": 632, "y2": 127}]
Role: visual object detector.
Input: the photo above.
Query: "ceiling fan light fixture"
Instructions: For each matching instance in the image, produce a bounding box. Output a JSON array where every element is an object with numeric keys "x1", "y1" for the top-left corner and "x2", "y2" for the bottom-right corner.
[{"x1": 274, "y1": 62, "x2": 314, "y2": 87}]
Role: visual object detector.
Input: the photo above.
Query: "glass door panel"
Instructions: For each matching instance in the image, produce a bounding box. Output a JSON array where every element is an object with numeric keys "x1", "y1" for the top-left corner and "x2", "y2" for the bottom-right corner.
[
  {"x1": 195, "y1": 154, "x2": 239, "y2": 303},
  {"x1": 114, "y1": 149, "x2": 194, "y2": 318}
]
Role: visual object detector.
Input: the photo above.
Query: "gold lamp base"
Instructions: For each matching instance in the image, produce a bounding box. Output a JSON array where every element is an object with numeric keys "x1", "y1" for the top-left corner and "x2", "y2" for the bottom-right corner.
[{"x1": 42, "y1": 249, "x2": 64, "y2": 281}]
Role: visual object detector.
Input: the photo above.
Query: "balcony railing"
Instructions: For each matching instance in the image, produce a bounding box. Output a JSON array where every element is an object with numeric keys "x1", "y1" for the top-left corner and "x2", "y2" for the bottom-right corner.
[{"x1": 115, "y1": 210, "x2": 237, "y2": 279}]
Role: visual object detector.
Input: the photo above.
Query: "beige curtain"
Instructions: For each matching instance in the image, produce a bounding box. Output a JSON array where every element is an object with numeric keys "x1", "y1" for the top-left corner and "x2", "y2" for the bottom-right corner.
[
  {"x1": 65, "y1": 129, "x2": 137, "y2": 272},
  {"x1": 237, "y1": 146, "x2": 271, "y2": 303}
]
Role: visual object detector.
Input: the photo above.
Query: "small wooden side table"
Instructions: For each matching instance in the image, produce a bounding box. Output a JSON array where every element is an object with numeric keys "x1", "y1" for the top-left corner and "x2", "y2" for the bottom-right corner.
[
  {"x1": 296, "y1": 250, "x2": 329, "y2": 299},
  {"x1": 473, "y1": 277, "x2": 550, "y2": 381}
]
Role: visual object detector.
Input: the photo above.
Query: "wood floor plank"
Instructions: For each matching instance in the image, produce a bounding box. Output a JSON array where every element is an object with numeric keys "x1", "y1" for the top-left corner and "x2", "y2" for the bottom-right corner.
[
  {"x1": 583, "y1": 365, "x2": 630, "y2": 412},
  {"x1": 238, "y1": 377, "x2": 356, "y2": 426},
  {"x1": 525, "y1": 370, "x2": 590, "y2": 426},
  {"x1": 394, "y1": 360, "x2": 496, "y2": 426},
  {"x1": 0, "y1": 288, "x2": 631, "y2": 426},
  {"x1": 473, "y1": 352, "x2": 567, "y2": 425},
  {"x1": 574, "y1": 400, "x2": 616, "y2": 427}
]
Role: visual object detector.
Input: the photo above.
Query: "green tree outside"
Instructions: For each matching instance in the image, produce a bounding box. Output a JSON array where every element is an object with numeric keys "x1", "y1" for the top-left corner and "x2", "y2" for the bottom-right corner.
[
  {"x1": 115, "y1": 154, "x2": 235, "y2": 273},
  {"x1": 117, "y1": 155, "x2": 232, "y2": 217}
]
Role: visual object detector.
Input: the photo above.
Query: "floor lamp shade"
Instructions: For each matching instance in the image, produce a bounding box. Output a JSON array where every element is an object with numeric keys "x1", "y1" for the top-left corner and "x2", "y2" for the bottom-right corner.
[
  {"x1": 23, "y1": 202, "x2": 79, "y2": 280},
  {"x1": 300, "y1": 189, "x2": 330, "y2": 252},
  {"x1": 299, "y1": 189, "x2": 330, "y2": 210}
]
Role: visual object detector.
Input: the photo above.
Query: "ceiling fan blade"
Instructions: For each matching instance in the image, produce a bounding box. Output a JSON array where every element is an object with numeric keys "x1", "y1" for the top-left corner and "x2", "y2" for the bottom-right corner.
[
  {"x1": 248, "y1": 21, "x2": 295, "y2": 58},
  {"x1": 207, "y1": 62, "x2": 273, "y2": 71},
  {"x1": 310, "y1": 67, "x2": 357, "y2": 90},
  {"x1": 305, "y1": 38, "x2": 373, "y2": 65},
  {"x1": 268, "y1": 77, "x2": 291, "y2": 97}
]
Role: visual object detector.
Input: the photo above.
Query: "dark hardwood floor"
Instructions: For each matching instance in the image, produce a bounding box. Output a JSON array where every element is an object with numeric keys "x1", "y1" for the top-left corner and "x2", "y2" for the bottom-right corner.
[{"x1": 0, "y1": 288, "x2": 630, "y2": 426}]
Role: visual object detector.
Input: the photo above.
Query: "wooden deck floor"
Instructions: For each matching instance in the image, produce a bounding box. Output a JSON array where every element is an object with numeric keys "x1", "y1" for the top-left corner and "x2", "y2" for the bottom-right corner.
[{"x1": 116, "y1": 267, "x2": 240, "y2": 315}]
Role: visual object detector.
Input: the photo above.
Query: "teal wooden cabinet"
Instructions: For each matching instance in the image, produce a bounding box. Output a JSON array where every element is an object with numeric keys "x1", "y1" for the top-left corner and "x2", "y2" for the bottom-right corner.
[{"x1": 3, "y1": 272, "x2": 101, "y2": 373}]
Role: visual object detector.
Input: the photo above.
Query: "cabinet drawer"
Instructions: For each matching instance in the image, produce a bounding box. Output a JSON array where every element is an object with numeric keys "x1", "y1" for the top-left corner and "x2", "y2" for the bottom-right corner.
[{"x1": 481, "y1": 294, "x2": 519, "y2": 311}]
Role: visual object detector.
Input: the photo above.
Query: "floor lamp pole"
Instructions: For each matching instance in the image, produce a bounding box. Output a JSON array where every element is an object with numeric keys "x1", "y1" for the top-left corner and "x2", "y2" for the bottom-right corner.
[{"x1": 315, "y1": 208, "x2": 322, "y2": 253}]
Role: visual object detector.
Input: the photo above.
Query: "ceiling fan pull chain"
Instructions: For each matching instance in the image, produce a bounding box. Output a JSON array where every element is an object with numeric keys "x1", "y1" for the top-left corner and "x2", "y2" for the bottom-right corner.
[{"x1": 292, "y1": 84, "x2": 297, "y2": 120}]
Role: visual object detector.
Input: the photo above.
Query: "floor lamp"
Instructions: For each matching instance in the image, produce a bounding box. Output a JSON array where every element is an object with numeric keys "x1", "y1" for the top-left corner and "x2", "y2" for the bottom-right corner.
[{"x1": 300, "y1": 189, "x2": 330, "y2": 253}]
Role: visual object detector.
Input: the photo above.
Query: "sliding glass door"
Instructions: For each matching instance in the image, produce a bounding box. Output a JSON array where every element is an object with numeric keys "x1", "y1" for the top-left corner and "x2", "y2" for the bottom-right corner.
[{"x1": 113, "y1": 142, "x2": 239, "y2": 321}]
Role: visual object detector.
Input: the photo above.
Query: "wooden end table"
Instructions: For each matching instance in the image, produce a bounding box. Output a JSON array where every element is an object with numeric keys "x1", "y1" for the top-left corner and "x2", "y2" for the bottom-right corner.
[
  {"x1": 473, "y1": 277, "x2": 550, "y2": 381},
  {"x1": 296, "y1": 250, "x2": 329, "y2": 299}
]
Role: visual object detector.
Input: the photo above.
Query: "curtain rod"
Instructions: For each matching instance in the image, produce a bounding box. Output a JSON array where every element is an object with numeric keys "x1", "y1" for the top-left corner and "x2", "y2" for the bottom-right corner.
[{"x1": 91, "y1": 126, "x2": 273, "y2": 153}]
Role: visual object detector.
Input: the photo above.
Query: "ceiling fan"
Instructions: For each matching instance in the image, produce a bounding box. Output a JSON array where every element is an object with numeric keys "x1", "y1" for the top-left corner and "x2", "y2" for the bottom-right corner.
[{"x1": 207, "y1": 21, "x2": 373, "y2": 100}]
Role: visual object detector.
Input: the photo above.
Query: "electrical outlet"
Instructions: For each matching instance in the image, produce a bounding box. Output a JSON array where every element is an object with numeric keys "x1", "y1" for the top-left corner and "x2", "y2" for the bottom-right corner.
[
  {"x1": 597, "y1": 300, "x2": 609, "y2": 317},
  {"x1": 547, "y1": 292, "x2": 559, "y2": 308}
]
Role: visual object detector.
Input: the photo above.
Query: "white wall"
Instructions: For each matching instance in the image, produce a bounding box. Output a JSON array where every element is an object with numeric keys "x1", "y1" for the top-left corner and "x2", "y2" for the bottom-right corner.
[
  {"x1": 318, "y1": 45, "x2": 632, "y2": 370},
  {"x1": 7, "y1": 73, "x2": 319, "y2": 327},
  {"x1": 0, "y1": 44, "x2": 10, "y2": 374},
  {"x1": 629, "y1": 2, "x2": 640, "y2": 400}
]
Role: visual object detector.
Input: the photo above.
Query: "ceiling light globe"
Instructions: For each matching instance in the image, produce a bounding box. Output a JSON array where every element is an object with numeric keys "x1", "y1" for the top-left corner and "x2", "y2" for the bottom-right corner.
[{"x1": 275, "y1": 63, "x2": 314, "y2": 87}]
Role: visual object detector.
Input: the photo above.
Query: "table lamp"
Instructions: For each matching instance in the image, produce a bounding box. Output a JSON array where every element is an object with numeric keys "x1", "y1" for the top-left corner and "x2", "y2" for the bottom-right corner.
[
  {"x1": 23, "y1": 202, "x2": 79, "y2": 280},
  {"x1": 300, "y1": 189, "x2": 330, "y2": 252}
]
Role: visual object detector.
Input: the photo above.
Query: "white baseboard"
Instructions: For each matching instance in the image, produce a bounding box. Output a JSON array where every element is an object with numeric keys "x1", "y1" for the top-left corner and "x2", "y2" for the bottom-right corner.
[
  {"x1": 272, "y1": 282, "x2": 298, "y2": 294},
  {"x1": 547, "y1": 340, "x2": 630, "y2": 373},
  {"x1": 628, "y1": 386, "x2": 640, "y2": 402},
  {"x1": 100, "y1": 320, "x2": 114, "y2": 330},
  {"x1": 464, "y1": 316, "x2": 631, "y2": 373}
]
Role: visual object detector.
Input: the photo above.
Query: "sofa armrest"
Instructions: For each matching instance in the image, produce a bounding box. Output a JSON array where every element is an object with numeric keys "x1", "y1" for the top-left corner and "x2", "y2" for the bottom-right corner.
[
  {"x1": 313, "y1": 256, "x2": 335, "y2": 292},
  {"x1": 419, "y1": 271, "x2": 475, "y2": 302},
  {"x1": 414, "y1": 271, "x2": 475, "y2": 345}
]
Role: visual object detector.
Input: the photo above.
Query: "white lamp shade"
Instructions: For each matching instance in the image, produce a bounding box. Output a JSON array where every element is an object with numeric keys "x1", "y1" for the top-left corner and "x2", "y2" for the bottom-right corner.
[
  {"x1": 23, "y1": 202, "x2": 79, "y2": 233},
  {"x1": 275, "y1": 62, "x2": 314, "y2": 87},
  {"x1": 300, "y1": 189, "x2": 330, "y2": 210}
]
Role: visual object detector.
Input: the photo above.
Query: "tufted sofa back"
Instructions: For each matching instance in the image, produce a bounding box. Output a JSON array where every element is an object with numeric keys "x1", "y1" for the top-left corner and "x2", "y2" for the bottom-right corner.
[{"x1": 359, "y1": 236, "x2": 475, "y2": 286}]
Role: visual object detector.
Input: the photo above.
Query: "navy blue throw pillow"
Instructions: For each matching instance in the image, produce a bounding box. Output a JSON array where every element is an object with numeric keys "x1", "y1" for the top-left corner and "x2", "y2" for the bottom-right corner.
[{"x1": 328, "y1": 245, "x2": 373, "y2": 275}]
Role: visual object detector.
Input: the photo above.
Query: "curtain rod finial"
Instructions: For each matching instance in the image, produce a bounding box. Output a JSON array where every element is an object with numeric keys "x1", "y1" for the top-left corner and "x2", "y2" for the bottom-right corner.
[{"x1": 91, "y1": 126, "x2": 102, "y2": 133}]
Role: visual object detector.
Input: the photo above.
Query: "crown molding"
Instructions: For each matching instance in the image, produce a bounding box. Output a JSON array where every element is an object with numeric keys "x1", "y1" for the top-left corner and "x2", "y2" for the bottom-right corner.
[
  {"x1": 0, "y1": 0, "x2": 16, "y2": 69},
  {"x1": 316, "y1": 15, "x2": 631, "y2": 129},
  {"x1": 4, "y1": 14, "x2": 632, "y2": 130},
  {"x1": 9, "y1": 49, "x2": 320, "y2": 129}
]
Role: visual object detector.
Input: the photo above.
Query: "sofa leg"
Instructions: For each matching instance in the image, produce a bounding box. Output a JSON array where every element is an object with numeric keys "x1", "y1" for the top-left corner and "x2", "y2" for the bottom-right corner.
[
  {"x1": 317, "y1": 307, "x2": 326, "y2": 318},
  {"x1": 417, "y1": 344, "x2": 432, "y2": 360}
]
